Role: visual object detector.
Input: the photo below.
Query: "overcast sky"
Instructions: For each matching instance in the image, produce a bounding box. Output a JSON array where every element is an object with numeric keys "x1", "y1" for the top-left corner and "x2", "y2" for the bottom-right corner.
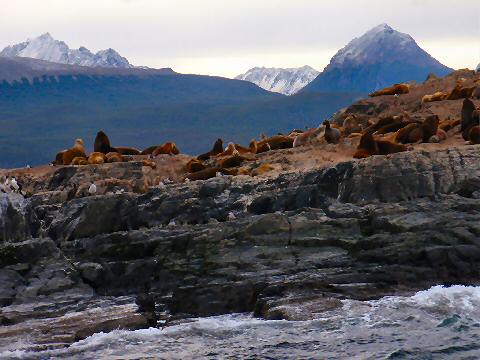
[{"x1": 0, "y1": 0, "x2": 479, "y2": 77}]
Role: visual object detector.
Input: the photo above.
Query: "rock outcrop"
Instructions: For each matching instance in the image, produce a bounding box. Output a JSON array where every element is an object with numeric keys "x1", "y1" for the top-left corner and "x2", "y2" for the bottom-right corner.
[{"x1": 2, "y1": 146, "x2": 480, "y2": 351}]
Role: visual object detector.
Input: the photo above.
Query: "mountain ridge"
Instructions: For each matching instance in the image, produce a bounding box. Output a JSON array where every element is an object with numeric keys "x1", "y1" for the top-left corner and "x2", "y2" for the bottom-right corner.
[
  {"x1": 235, "y1": 65, "x2": 319, "y2": 95},
  {"x1": 0, "y1": 33, "x2": 132, "y2": 68}
]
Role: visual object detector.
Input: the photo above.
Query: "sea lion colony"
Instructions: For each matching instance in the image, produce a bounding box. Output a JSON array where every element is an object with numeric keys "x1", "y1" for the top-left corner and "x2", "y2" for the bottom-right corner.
[{"x1": 48, "y1": 69, "x2": 479, "y2": 185}]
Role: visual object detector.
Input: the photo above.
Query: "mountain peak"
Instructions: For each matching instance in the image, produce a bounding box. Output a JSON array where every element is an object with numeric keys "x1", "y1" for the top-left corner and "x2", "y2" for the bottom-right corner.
[
  {"x1": 331, "y1": 24, "x2": 415, "y2": 67},
  {"x1": 236, "y1": 65, "x2": 319, "y2": 95},
  {"x1": 37, "y1": 32, "x2": 54, "y2": 40},
  {"x1": 302, "y1": 24, "x2": 452, "y2": 93},
  {"x1": 368, "y1": 23, "x2": 393, "y2": 33},
  {"x1": 0, "y1": 33, "x2": 132, "y2": 69}
]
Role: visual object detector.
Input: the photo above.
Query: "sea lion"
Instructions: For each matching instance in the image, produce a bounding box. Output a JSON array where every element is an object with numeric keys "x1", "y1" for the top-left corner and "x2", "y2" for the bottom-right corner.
[
  {"x1": 197, "y1": 138, "x2": 224, "y2": 161},
  {"x1": 422, "y1": 92, "x2": 447, "y2": 103},
  {"x1": 257, "y1": 135, "x2": 294, "y2": 152},
  {"x1": 469, "y1": 125, "x2": 480, "y2": 144},
  {"x1": 461, "y1": 98, "x2": 478, "y2": 140},
  {"x1": 88, "y1": 152, "x2": 106, "y2": 165},
  {"x1": 152, "y1": 142, "x2": 180, "y2": 156},
  {"x1": 62, "y1": 139, "x2": 87, "y2": 165},
  {"x1": 105, "y1": 152, "x2": 124, "y2": 163},
  {"x1": 94, "y1": 131, "x2": 117, "y2": 154},
  {"x1": 376, "y1": 139, "x2": 410, "y2": 155},
  {"x1": 185, "y1": 158, "x2": 206, "y2": 173},
  {"x1": 323, "y1": 120, "x2": 341, "y2": 144},
  {"x1": 71, "y1": 156, "x2": 89, "y2": 166},
  {"x1": 395, "y1": 115, "x2": 439, "y2": 144},
  {"x1": 293, "y1": 125, "x2": 324, "y2": 147},
  {"x1": 216, "y1": 142, "x2": 237, "y2": 157},
  {"x1": 53, "y1": 150, "x2": 66, "y2": 165},
  {"x1": 235, "y1": 140, "x2": 258, "y2": 154},
  {"x1": 219, "y1": 154, "x2": 248, "y2": 168},
  {"x1": 439, "y1": 119, "x2": 461, "y2": 132},
  {"x1": 353, "y1": 130, "x2": 379, "y2": 159},
  {"x1": 185, "y1": 167, "x2": 221, "y2": 181},
  {"x1": 115, "y1": 147, "x2": 141, "y2": 155},
  {"x1": 369, "y1": 83, "x2": 409, "y2": 97}
]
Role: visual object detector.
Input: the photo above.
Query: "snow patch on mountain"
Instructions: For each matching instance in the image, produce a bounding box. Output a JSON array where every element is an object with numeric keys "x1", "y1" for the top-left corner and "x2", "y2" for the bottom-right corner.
[
  {"x1": 0, "y1": 33, "x2": 132, "y2": 68},
  {"x1": 331, "y1": 24, "x2": 416, "y2": 67},
  {"x1": 235, "y1": 65, "x2": 319, "y2": 95}
]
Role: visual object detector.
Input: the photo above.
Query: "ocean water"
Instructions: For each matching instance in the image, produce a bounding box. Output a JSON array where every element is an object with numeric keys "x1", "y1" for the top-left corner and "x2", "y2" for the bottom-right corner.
[{"x1": 3, "y1": 285, "x2": 480, "y2": 360}]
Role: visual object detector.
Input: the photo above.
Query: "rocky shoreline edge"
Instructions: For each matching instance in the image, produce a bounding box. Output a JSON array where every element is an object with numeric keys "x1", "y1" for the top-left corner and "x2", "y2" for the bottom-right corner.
[{"x1": 2, "y1": 145, "x2": 480, "y2": 352}]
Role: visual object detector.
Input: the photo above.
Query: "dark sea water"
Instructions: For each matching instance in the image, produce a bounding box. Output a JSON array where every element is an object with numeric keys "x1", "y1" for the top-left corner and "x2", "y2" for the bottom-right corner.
[{"x1": 3, "y1": 285, "x2": 480, "y2": 360}]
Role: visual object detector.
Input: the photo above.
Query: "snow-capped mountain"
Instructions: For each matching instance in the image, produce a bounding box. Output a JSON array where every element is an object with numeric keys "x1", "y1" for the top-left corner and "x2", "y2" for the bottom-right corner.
[
  {"x1": 302, "y1": 23, "x2": 452, "y2": 93},
  {"x1": 0, "y1": 33, "x2": 132, "y2": 68},
  {"x1": 235, "y1": 65, "x2": 319, "y2": 95}
]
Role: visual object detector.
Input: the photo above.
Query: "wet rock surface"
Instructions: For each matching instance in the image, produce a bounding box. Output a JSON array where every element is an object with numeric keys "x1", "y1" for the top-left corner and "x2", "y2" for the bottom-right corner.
[{"x1": 2, "y1": 146, "x2": 480, "y2": 352}]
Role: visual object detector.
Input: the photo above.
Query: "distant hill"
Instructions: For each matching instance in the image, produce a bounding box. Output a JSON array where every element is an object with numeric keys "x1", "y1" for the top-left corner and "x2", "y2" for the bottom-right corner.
[
  {"x1": 302, "y1": 24, "x2": 453, "y2": 93},
  {"x1": 235, "y1": 65, "x2": 319, "y2": 95},
  {"x1": 0, "y1": 57, "x2": 360, "y2": 167},
  {"x1": 0, "y1": 33, "x2": 132, "y2": 68}
]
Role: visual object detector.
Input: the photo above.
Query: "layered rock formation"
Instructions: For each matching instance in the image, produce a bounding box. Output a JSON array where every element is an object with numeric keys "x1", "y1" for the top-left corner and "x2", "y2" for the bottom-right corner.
[{"x1": 2, "y1": 145, "x2": 480, "y2": 352}]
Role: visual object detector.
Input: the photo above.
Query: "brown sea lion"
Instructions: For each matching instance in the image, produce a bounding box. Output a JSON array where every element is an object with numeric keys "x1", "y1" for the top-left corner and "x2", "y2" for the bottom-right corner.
[
  {"x1": 53, "y1": 150, "x2": 66, "y2": 165},
  {"x1": 152, "y1": 142, "x2": 180, "y2": 156},
  {"x1": 71, "y1": 156, "x2": 88, "y2": 165},
  {"x1": 116, "y1": 147, "x2": 141, "y2": 155},
  {"x1": 422, "y1": 92, "x2": 447, "y2": 103},
  {"x1": 185, "y1": 158, "x2": 206, "y2": 173},
  {"x1": 461, "y1": 98, "x2": 478, "y2": 140},
  {"x1": 94, "y1": 131, "x2": 117, "y2": 154},
  {"x1": 439, "y1": 119, "x2": 461, "y2": 132},
  {"x1": 62, "y1": 139, "x2": 87, "y2": 165},
  {"x1": 369, "y1": 83, "x2": 409, "y2": 97},
  {"x1": 216, "y1": 143, "x2": 237, "y2": 157},
  {"x1": 469, "y1": 126, "x2": 480, "y2": 144},
  {"x1": 197, "y1": 138, "x2": 224, "y2": 161},
  {"x1": 323, "y1": 120, "x2": 341, "y2": 144},
  {"x1": 353, "y1": 130, "x2": 379, "y2": 159},
  {"x1": 395, "y1": 115, "x2": 439, "y2": 143},
  {"x1": 257, "y1": 135, "x2": 294, "y2": 151},
  {"x1": 185, "y1": 167, "x2": 221, "y2": 181},
  {"x1": 219, "y1": 154, "x2": 249, "y2": 168},
  {"x1": 105, "y1": 152, "x2": 124, "y2": 163},
  {"x1": 235, "y1": 139, "x2": 258, "y2": 154},
  {"x1": 88, "y1": 152, "x2": 106, "y2": 165}
]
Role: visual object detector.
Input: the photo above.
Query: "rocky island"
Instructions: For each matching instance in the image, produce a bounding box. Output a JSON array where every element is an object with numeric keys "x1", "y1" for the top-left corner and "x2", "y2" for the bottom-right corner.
[{"x1": 1, "y1": 68, "x2": 480, "y2": 356}]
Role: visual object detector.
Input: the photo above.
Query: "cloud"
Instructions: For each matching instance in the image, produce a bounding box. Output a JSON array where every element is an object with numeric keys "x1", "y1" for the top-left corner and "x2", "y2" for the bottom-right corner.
[{"x1": 0, "y1": 0, "x2": 478, "y2": 76}]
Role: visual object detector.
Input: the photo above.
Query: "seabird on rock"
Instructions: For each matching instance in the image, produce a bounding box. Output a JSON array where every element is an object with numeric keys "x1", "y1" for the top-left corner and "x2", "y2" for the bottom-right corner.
[
  {"x1": 227, "y1": 212, "x2": 236, "y2": 221},
  {"x1": 88, "y1": 183, "x2": 97, "y2": 195}
]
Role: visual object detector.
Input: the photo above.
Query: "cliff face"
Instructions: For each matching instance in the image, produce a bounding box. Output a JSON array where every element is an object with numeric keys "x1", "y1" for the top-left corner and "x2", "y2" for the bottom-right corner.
[{"x1": 2, "y1": 146, "x2": 480, "y2": 350}]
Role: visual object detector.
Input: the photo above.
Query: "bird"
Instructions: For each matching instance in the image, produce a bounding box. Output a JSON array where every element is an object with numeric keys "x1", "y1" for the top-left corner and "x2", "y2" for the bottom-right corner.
[
  {"x1": 88, "y1": 183, "x2": 97, "y2": 195},
  {"x1": 227, "y1": 212, "x2": 236, "y2": 221},
  {"x1": 10, "y1": 177, "x2": 19, "y2": 192},
  {"x1": 168, "y1": 219, "x2": 176, "y2": 227}
]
